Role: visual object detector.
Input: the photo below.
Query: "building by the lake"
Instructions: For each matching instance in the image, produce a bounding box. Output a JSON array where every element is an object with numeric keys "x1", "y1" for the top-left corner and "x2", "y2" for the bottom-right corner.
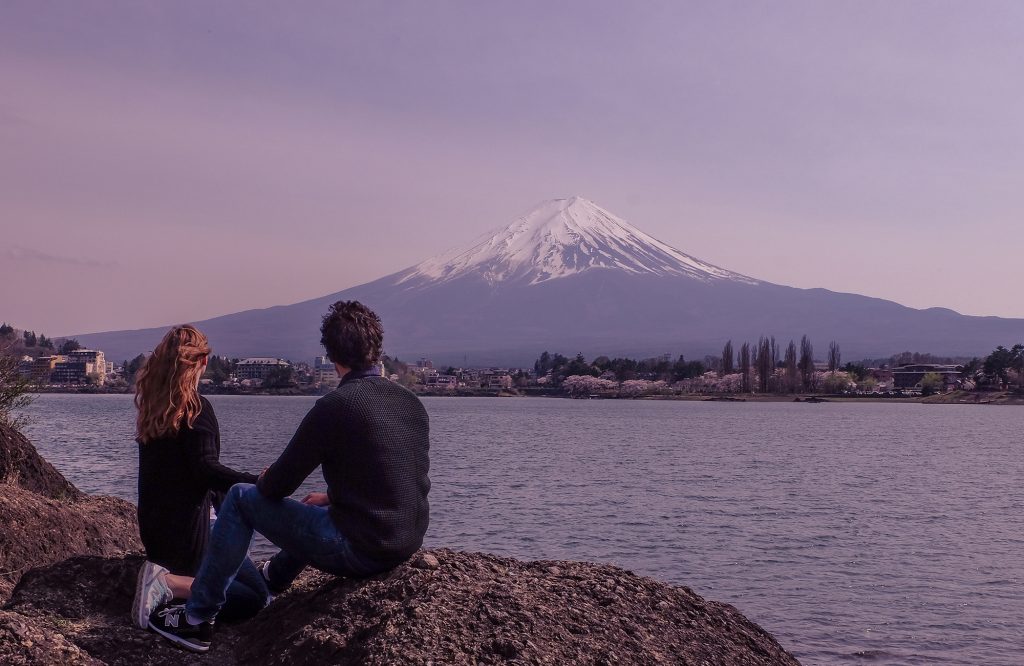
[
  {"x1": 313, "y1": 356, "x2": 337, "y2": 388},
  {"x1": 235, "y1": 357, "x2": 292, "y2": 382},
  {"x1": 891, "y1": 364, "x2": 962, "y2": 391}
]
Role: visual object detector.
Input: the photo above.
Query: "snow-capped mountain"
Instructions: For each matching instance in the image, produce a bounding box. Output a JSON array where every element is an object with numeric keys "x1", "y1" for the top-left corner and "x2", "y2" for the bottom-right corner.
[
  {"x1": 397, "y1": 197, "x2": 758, "y2": 287},
  {"x1": 74, "y1": 197, "x2": 1024, "y2": 365}
]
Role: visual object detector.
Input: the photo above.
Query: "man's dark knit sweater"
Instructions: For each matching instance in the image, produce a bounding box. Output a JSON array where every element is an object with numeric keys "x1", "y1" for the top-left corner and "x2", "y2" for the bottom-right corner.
[{"x1": 257, "y1": 368, "x2": 430, "y2": 563}]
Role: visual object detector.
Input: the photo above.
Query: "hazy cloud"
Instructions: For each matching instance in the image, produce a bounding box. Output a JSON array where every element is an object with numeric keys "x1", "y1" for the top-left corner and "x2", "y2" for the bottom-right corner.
[{"x1": 3, "y1": 245, "x2": 117, "y2": 269}]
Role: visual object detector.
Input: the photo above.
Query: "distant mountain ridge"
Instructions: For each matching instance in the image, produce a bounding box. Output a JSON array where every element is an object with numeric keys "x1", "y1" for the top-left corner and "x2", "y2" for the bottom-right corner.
[{"x1": 74, "y1": 197, "x2": 1024, "y2": 364}]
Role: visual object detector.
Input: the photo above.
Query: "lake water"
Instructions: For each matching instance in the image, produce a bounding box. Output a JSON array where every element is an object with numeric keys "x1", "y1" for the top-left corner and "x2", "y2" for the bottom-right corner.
[{"x1": 19, "y1": 394, "x2": 1024, "y2": 665}]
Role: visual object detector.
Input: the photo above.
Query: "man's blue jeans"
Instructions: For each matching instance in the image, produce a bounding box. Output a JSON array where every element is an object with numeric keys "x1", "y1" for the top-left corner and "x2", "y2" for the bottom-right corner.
[
  {"x1": 217, "y1": 557, "x2": 270, "y2": 622},
  {"x1": 187, "y1": 483, "x2": 389, "y2": 623}
]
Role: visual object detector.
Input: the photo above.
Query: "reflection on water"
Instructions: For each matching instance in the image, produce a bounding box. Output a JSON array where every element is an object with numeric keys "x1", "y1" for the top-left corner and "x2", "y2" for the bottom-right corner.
[{"x1": 21, "y1": 394, "x2": 1024, "y2": 665}]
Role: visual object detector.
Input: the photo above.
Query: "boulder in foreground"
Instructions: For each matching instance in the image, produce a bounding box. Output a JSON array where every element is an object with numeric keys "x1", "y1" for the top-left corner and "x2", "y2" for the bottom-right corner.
[
  {"x1": 0, "y1": 424, "x2": 140, "y2": 602},
  {"x1": 5, "y1": 550, "x2": 800, "y2": 665}
]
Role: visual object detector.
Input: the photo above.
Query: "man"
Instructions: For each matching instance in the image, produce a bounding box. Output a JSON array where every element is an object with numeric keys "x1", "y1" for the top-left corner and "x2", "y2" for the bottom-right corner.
[{"x1": 146, "y1": 300, "x2": 430, "y2": 652}]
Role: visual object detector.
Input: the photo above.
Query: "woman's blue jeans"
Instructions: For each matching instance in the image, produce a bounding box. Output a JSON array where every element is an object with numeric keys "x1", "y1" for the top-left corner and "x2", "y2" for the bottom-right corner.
[{"x1": 186, "y1": 483, "x2": 387, "y2": 623}]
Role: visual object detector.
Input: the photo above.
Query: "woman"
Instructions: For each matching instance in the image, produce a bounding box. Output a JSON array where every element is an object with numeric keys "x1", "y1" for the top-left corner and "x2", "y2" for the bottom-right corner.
[{"x1": 130, "y1": 325, "x2": 270, "y2": 628}]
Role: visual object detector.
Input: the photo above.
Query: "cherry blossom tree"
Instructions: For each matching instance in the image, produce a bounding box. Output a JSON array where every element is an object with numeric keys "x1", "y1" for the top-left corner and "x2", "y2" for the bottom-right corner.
[{"x1": 562, "y1": 375, "x2": 618, "y2": 397}]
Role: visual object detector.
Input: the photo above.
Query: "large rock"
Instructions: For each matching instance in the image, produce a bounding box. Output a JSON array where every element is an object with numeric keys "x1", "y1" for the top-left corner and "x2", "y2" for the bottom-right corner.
[
  {"x1": 0, "y1": 423, "x2": 81, "y2": 500},
  {"x1": 5, "y1": 551, "x2": 800, "y2": 665},
  {"x1": 0, "y1": 424, "x2": 141, "y2": 602},
  {"x1": 238, "y1": 549, "x2": 800, "y2": 665},
  {"x1": 4, "y1": 556, "x2": 192, "y2": 666},
  {"x1": 0, "y1": 610, "x2": 101, "y2": 666}
]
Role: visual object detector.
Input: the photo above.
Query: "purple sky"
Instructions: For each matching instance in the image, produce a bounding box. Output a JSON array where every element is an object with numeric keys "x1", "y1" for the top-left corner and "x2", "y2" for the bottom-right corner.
[{"x1": 3, "y1": 1, "x2": 1024, "y2": 336}]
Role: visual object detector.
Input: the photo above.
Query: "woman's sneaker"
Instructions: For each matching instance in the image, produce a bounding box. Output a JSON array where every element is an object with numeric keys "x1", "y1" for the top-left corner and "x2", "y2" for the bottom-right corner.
[
  {"x1": 131, "y1": 560, "x2": 172, "y2": 629},
  {"x1": 148, "y1": 603, "x2": 214, "y2": 653}
]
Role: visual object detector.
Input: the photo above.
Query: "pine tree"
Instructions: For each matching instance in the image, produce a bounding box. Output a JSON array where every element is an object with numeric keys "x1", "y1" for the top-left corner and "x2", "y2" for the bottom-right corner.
[
  {"x1": 785, "y1": 340, "x2": 799, "y2": 393},
  {"x1": 755, "y1": 336, "x2": 778, "y2": 393},
  {"x1": 739, "y1": 342, "x2": 752, "y2": 393},
  {"x1": 828, "y1": 341, "x2": 841, "y2": 373},
  {"x1": 534, "y1": 351, "x2": 552, "y2": 376},
  {"x1": 798, "y1": 335, "x2": 814, "y2": 391},
  {"x1": 721, "y1": 340, "x2": 734, "y2": 376}
]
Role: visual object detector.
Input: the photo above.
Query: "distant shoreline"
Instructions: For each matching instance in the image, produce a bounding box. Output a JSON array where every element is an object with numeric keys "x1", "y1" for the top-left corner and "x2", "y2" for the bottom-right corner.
[
  {"x1": 28, "y1": 386, "x2": 329, "y2": 397},
  {"x1": 27, "y1": 387, "x2": 1024, "y2": 405}
]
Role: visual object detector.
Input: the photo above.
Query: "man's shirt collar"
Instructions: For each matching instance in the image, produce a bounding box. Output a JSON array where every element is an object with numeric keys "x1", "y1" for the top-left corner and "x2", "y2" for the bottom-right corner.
[{"x1": 340, "y1": 365, "x2": 384, "y2": 385}]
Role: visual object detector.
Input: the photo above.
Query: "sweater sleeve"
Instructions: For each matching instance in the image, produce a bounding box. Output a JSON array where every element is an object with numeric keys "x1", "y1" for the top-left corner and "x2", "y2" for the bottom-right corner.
[
  {"x1": 183, "y1": 412, "x2": 259, "y2": 492},
  {"x1": 257, "y1": 401, "x2": 332, "y2": 500}
]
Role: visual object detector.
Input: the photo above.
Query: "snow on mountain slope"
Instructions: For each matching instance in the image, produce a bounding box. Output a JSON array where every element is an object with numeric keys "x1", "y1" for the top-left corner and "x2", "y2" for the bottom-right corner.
[{"x1": 397, "y1": 197, "x2": 759, "y2": 287}]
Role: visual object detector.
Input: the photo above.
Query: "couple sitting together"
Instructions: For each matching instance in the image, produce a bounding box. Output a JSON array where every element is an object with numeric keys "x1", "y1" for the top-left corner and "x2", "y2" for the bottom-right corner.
[{"x1": 130, "y1": 301, "x2": 430, "y2": 652}]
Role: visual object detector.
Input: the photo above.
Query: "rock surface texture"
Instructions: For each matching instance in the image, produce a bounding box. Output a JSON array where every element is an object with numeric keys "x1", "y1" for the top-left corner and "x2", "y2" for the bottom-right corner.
[
  {"x1": 0, "y1": 424, "x2": 141, "y2": 602},
  {"x1": 5, "y1": 551, "x2": 800, "y2": 665},
  {"x1": 0, "y1": 425, "x2": 801, "y2": 665}
]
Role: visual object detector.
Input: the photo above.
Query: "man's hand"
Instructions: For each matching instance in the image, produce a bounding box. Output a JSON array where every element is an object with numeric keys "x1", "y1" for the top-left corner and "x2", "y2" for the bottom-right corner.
[
  {"x1": 258, "y1": 467, "x2": 269, "y2": 481},
  {"x1": 301, "y1": 492, "x2": 330, "y2": 506}
]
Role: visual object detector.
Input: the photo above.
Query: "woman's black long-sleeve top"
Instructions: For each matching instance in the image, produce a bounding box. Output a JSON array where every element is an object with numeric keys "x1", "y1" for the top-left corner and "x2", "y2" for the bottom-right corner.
[{"x1": 137, "y1": 396, "x2": 258, "y2": 575}]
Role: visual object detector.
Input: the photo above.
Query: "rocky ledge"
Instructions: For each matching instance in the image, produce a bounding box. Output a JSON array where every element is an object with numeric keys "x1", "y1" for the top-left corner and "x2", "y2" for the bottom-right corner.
[
  {"x1": 0, "y1": 424, "x2": 800, "y2": 665},
  {"x1": 0, "y1": 424, "x2": 141, "y2": 602}
]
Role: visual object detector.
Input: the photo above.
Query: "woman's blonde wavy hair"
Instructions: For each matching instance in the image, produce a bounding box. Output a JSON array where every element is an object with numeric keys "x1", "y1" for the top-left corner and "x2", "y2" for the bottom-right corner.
[{"x1": 135, "y1": 325, "x2": 210, "y2": 444}]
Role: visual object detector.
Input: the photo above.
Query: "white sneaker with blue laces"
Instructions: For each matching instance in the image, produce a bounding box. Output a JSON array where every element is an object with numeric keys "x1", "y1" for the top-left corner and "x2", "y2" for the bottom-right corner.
[{"x1": 131, "y1": 560, "x2": 172, "y2": 629}]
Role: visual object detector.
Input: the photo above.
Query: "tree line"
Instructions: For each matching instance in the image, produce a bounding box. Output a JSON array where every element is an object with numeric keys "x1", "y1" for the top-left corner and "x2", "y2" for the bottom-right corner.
[
  {"x1": 534, "y1": 351, "x2": 706, "y2": 385},
  {"x1": 536, "y1": 336, "x2": 868, "y2": 395},
  {"x1": 978, "y1": 344, "x2": 1024, "y2": 389},
  {"x1": 714, "y1": 335, "x2": 845, "y2": 394},
  {"x1": 0, "y1": 323, "x2": 82, "y2": 355}
]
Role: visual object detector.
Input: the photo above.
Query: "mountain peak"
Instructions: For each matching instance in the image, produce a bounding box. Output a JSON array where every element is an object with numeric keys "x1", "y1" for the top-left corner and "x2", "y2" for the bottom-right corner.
[{"x1": 397, "y1": 197, "x2": 758, "y2": 287}]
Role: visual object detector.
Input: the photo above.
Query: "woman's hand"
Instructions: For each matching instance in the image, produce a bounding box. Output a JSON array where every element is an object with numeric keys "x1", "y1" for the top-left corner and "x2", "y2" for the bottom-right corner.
[{"x1": 301, "y1": 492, "x2": 330, "y2": 506}]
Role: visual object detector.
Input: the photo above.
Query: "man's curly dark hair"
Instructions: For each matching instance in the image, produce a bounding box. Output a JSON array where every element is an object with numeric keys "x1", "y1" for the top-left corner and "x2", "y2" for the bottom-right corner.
[{"x1": 320, "y1": 300, "x2": 384, "y2": 371}]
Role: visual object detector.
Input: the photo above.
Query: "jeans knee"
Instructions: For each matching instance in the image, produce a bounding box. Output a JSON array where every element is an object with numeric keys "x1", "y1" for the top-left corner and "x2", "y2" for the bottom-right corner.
[
  {"x1": 223, "y1": 482, "x2": 258, "y2": 515},
  {"x1": 228, "y1": 482, "x2": 255, "y2": 499}
]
